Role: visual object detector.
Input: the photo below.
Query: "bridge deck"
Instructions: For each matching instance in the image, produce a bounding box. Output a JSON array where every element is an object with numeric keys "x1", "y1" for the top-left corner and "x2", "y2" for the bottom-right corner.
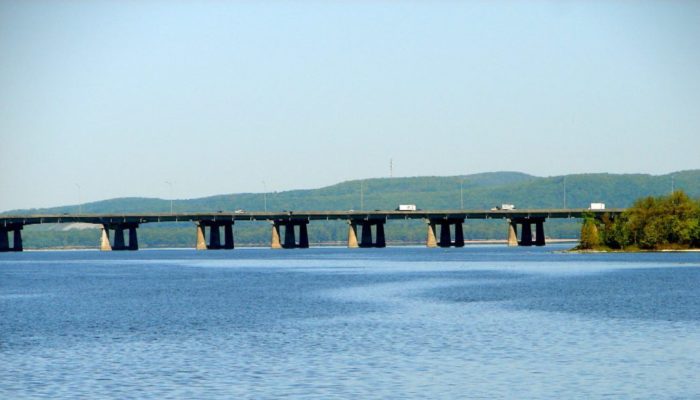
[{"x1": 1, "y1": 209, "x2": 624, "y2": 226}]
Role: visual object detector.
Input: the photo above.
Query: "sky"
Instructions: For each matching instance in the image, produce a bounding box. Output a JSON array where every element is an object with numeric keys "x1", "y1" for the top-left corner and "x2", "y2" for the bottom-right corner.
[{"x1": 1, "y1": 0, "x2": 699, "y2": 211}]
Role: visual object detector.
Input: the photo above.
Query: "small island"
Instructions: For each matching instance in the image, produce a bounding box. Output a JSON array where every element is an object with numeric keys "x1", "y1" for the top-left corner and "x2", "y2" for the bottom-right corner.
[{"x1": 575, "y1": 191, "x2": 700, "y2": 251}]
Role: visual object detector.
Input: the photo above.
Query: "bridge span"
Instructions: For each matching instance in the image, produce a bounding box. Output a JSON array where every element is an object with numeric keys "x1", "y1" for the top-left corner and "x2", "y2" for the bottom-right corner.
[{"x1": 0, "y1": 209, "x2": 623, "y2": 252}]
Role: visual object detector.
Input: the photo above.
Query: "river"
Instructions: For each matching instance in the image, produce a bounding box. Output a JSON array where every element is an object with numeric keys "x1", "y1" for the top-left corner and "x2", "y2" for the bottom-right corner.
[{"x1": 1, "y1": 245, "x2": 699, "y2": 398}]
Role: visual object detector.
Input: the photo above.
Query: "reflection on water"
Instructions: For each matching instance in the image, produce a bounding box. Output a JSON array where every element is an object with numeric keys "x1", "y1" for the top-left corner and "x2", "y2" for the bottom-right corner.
[{"x1": 1, "y1": 246, "x2": 699, "y2": 398}]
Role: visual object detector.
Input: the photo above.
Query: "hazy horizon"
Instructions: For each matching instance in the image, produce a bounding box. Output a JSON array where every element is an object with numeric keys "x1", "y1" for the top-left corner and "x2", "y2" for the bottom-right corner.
[{"x1": 2, "y1": 1, "x2": 698, "y2": 211}]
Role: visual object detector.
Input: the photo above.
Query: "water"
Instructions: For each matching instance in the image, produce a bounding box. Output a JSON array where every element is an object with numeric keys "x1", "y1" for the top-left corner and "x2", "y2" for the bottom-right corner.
[{"x1": 1, "y1": 245, "x2": 699, "y2": 399}]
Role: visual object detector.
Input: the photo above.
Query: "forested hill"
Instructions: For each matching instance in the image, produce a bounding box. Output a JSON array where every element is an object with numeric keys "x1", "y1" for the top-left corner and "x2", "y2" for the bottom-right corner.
[
  {"x1": 7, "y1": 170, "x2": 700, "y2": 248},
  {"x1": 6, "y1": 170, "x2": 700, "y2": 215}
]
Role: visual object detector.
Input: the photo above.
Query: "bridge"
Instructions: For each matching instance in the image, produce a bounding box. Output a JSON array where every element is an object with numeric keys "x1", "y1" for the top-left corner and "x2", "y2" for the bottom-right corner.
[{"x1": 0, "y1": 209, "x2": 623, "y2": 252}]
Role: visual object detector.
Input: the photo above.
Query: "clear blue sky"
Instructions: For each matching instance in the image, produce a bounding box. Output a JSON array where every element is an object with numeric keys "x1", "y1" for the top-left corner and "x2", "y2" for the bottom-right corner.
[{"x1": 1, "y1": 1, "x2": 698, "y2": 211}]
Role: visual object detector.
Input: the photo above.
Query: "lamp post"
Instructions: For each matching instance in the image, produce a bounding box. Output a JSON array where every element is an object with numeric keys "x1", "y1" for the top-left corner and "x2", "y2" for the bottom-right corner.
[
  {"x1": 460, "y1": 178, "x2": 464, "y2": 209},
  {"x1": 165, "y1": 181, "x2": 173, "y2": 214},
  {"x1": 262, "y1": 181, "x2": 267, "y2": 212},
  {"x1": 671, "y1": 175, "x2": 675, "y2": 195},
  {"x1": 75, "y1": 183, "x2": 82, "y2": 215},
  {"x1": 360, "y1": 180, "x2": 364, "y2": 211}
]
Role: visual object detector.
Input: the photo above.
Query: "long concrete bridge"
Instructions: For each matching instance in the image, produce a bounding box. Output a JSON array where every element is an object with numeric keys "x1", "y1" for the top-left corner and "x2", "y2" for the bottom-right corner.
[{"x1": 0, "y1": 209, "x2": 623, "y2": 252}]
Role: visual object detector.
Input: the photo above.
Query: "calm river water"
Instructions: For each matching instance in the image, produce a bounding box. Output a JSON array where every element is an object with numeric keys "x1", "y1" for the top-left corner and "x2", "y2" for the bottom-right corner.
[{"x1": 1, "y1": 245, "x2": 699, "y2": 399}]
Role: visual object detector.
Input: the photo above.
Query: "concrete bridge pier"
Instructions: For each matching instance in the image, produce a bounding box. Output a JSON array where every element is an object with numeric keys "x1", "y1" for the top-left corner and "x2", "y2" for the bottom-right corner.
[
  {"x1": 196, "y1": 221, "x2": 234, "y2": 250},
  {"x1": 350, "y1": 220, "x2": 386, "y2": 248},
  {"x1": 426, "y1": 221, "x2": 438, "y2": 248},
  {"x1": 375, "y1": 222, "x2": 386, "y2": 248},
  {"x1": 508, "y1": 218, "x2": 546, "y2": 247},
  {"x1": 347, "y1": 222, "x2": 359, "y2": 248},
  {"x1": 427, "y1": 218, "x2": 465, "y2": 248},
  {"x1": 507, "y1": 220, "x2": 518, "y2": 247},
  {"x1": 360, "y1": 222, "x2": 372, "y2": 247},
  {"x1": 520, "y1": 222, "x2": 533, "y2": 246},
  {"x1": 0, "y1": 224, "x2": 23, "y2": 252},
  {"x1": 271, "y1": 220, "x2": 309, "y2": 249},
  {"x1": 101, "y1": 223, "x2": 139, "y2": 251},
  {"x1": 535, "y1": 220, "x2": 546, "y2": 246}
]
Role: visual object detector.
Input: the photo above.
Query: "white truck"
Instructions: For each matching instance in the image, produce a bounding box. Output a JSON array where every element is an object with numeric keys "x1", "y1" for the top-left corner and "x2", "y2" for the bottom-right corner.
[
  {"x1": 491, "y1": 204, "x2": 515, "y2": 211},
  {"x1": 589, "y1": 203, "x2": 606, "y2": 210},
  {"x1": 396, "y1": 204, "x2": 417, "y2": 211}
]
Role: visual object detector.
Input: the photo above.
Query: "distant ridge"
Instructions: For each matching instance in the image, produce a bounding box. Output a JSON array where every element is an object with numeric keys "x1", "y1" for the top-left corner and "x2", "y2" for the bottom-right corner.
[
  {"x1": 7, "y1": 170, "x2": 700, "y2": 248},
  {"x1": 4, "y1": 170, "x2": 699, "y2": 215}
]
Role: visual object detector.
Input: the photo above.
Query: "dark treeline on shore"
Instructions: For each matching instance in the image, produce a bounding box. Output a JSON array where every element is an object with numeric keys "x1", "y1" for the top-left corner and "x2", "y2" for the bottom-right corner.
[{"x1": 579, "y1": 191, "x2": 700, "y2": 251}]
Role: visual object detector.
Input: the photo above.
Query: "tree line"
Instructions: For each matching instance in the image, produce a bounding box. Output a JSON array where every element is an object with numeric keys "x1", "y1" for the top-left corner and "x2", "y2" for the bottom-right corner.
[{"x1": 579, "y1": 191, "x2": 700, "y2": 250}]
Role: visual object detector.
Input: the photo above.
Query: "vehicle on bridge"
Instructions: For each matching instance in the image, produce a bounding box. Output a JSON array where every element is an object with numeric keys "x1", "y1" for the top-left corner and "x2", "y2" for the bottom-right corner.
[
  {"x1": 396, "y1": 204, "x2": 417, "y2": 211},
  {"x1": 492, "y1": 204, "x2": 516, "y2": 211}
]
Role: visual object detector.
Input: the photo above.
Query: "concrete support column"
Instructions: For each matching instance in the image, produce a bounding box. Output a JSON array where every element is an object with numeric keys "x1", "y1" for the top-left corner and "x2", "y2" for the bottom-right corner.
[
  {"x1": 223, "y1": 222, "x2": 234, "y2": 249},
  {"x1": 100, "y1": 226, "x2": 112, "y2": 251},
  {"x1": 0, "y1": 228, "x2": 9, "y2": 252},
  {"x1": 507, "y1": 220, "x2": 518, "y2": 247},
  {"x1": 520, "y1": 222, "x2": 533, "y2": 246},
  {"x1": 271, "y1": 223, "x2": 282, "y2": 249},
  {"x1": 360, "y1": 222, "x2": 373, "y2": 248},
  {"x1": 12, "y1": 227, "x2": 22, "y2": 251},
  {"x1": 347, "y1": 222, "x2": 359, "y2": 248},
  {"x1": 209, "y1": 225, "x2": 221, "y2": 249},
  {"x1": 209, "y1": 223, "x2": 221, "y2": 250},
  {"x1": 454, "y1": 222, "x2": 465, "y2": 248},
  {"x1": 426, "y1": 221, "x2": 438, "y2": 248},
  {"x1": 375, "y1": 222, "x2": 386, "y2": 248},
  {"x1": 196, "y1": 223, "x2": 207, "y2": 250},
  {"x1": 298, "y1": 223, "x2": 309, "y2": 248},
  {"x1": 439, "y1": 223, "x2": 452, "y2": 248},
  {"x1": 283, "y1": 223, "x2": 296, "y2": 249},
  {"x1": 535, "y1": 220, "x2": 546, "y2": 246},
  {"x1": 113, "y1": 227, "x2": 126, "y2": 250},
  {"x1": 128, "y1": 227, "x2": 138, "y2": 251},
  {"x1": 0, "y1": 225, "x2": 24, "y2": 252},
  {"x1": 298, "y1": 223, "x2": 309, "y2": 249}
]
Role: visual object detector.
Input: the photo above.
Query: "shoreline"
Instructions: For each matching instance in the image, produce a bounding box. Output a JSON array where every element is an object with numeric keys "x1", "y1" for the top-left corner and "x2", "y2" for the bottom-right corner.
[
  {"x1": 567, "y1": 248, "x2": 700, "y2": 253},
  {"x1": 11, "y1": 239, "x2": 580, "y2": 252}
]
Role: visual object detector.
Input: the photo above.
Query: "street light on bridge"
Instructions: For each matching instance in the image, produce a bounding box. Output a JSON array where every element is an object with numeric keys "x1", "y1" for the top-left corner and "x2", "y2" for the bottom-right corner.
[
  {"x1": 75, "y1": 183, "x2": 82, "y2": 215},
  {"x1": 262, "y1": 181, "x2": 267, "y2": 212},
  {"x1": 165, "y1": 181, "x2": 173, "y2": 214}
]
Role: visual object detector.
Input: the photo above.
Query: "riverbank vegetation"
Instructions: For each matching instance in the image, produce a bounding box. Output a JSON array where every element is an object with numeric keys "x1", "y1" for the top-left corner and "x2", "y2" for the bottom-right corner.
[{"x1": 576, "y1": 191, "x2": 700, "y2": 251}]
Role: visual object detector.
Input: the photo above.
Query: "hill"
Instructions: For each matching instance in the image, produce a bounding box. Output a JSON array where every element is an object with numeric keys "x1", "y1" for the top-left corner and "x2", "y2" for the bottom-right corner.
[{"x1": 7, "y1": 170, "x2": 700, "y2": 248}]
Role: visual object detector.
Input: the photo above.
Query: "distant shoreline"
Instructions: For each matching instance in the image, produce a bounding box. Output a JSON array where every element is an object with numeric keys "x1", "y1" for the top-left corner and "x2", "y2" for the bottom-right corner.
[
  {"x1": 567, "y1": 247, "x2": 700, "y2": 253},
  {"x1": 16, "y1": 239, "x2": 582, "y2": 251}
]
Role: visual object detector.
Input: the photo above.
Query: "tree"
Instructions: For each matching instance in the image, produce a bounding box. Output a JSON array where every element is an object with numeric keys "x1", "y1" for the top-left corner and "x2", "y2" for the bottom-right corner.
[
  {"x1": 579, "y1": 214, "x2": 601, "y2": 249},
  {"x1": 605, "y1": 191, "x2": 700, "y2": 250}
]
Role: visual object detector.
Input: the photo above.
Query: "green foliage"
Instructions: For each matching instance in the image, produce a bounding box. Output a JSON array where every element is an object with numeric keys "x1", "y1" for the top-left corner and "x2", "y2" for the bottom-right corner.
[
  {"x1": 601, "y1": 191, "x2": 700, "y2": 250},
  {"x1": 578, "y1": 214, "x2": 601, "y2": 249}
]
